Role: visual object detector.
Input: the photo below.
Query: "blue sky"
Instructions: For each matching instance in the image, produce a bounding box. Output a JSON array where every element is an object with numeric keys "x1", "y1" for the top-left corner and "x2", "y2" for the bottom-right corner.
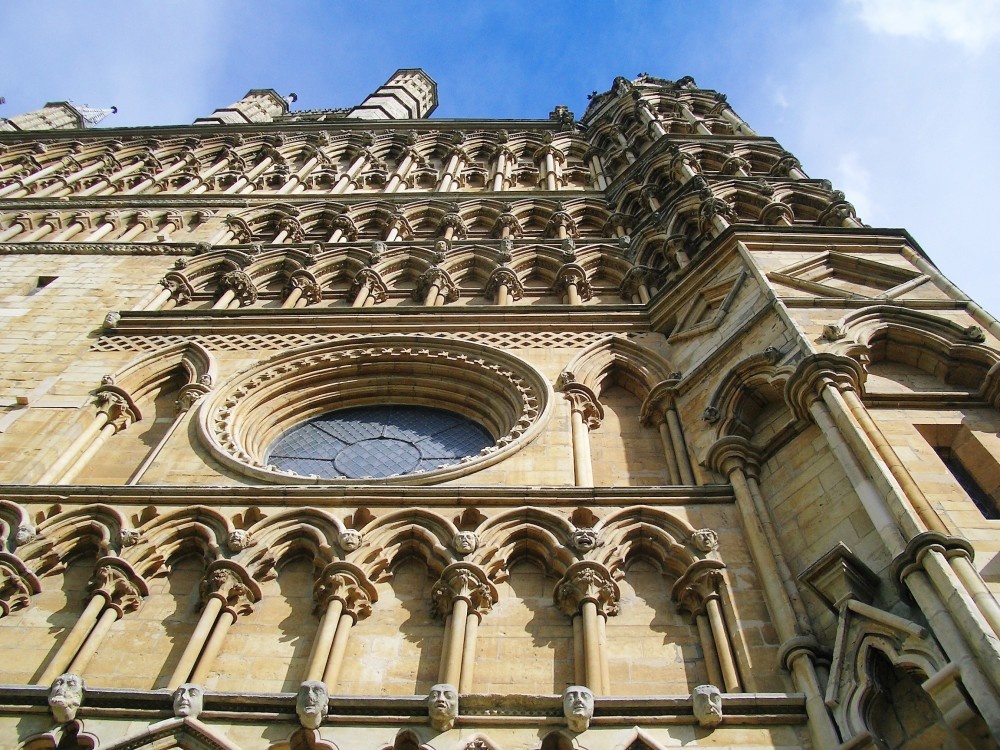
[{"x1": 3, "y1": 0, "x2": 999, "y2": 314}]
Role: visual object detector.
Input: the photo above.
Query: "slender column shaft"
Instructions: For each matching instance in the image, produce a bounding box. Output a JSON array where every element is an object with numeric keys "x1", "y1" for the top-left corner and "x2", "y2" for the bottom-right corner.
[
  {"x1": 306, "y1": 599, "x2": 343, "y2": 681},
  {"x1": 438, "y1": 614, "x2": 453, "y2": 684},
  {"x1": 332, "y1": 154, "x2": 367, "y2": 194},
  {"x1": 665, "y1": 408, "x2": 694, "y2": 484},
  {"x1": 39, "y1": 595, "x2": 106, "y2": 683},
  {"x1": 695, "y1": 613, "x2": 724, "y2": 688},
  {"x1": 581, "y1": 601, "x2": 602, "y2": 694},
  {"x1": 705, "y1": 598, "x2": 740, "y2": 691},
  {"x1": 597, "y1": 614, "x2": 610, "y2": 695},
  {"x1": 83, "y1": 221, "x2": 116, "y2": 242},
  {"x1": 324, "y1": 612, "x2": 355, "y2": 689},
  {"x1": 352, "y1": 284, "x2": 370, "y2": 308},
  {"x1": 363, "y1": 295, "x2": 376, "y2": 308},
  {"x1": 145, "y1": 286, "x2": 174, "y2": 312},
  {"x1": 544, "y1": 154, "x2": 557, "y2": 191},
  {"x1": 789, "y1": 652, "x2": 842, "y2": 749},
  {"x1": 51, "y1": 222, "x2": 86, "y2": 242},
  {"x1": 572, "y1": 615, "x2": 585, "y2": 684},
  {"x1": 119, "y1": 223, "x2": 147, "y2": 242},
  {"x1": 444, "y1": 598, "x2": 469, "y2": 687},
  {"x1": 190, "y1": 609, "x2": 235, "y2": 684},
  {"x1": 566, "y1": 282, "x2": 581, "y2": 305},
  {"x1": 637, "y1": 284, "x2": 650, "y2": 303},
  {"x1": 952, "y1": 555, "x2": 1000, "y2": 638},
  {"x1": 37, "y1": 412, "x2": 107, "y2": 484},
  {"x1": 570, "y1": 409, "x2": 594, "y2": 487},
  {"x1": 492, "y1": 153, "x2": 507, "y2": 191},
  {"x1": 281, "y1": 287, "x2": 302, "y2": 309},
  {"x1": 459, "y1": 614, "x2": 480, "y2": 693},
  {"x1": 656, "y1": 421, "x2": 681, "y2": 484},
  {"x1": 213, "y1": 289, "x2": 236, "y2": 310},
  {"x1": 58, "y1": 421, "x2": 117, "y2": 484},
  {"x1": 424, "y1": 283, "x2": 440, "y2": 307},
  {"x1": 497, "y1": 284, "x2": 509, "y2": 307},
  {"x1": 0, "y1": 223, "x2": 26, "y2": 242},
  {"x1": 167, "y1": 597, "x2": 223, "y2": 689},
  {"x1": 67, "y1": 606, "x2": 118, "y2": 674},
  {"x1": 127, "y1": 410, "x2": 186, "y2": 485}
]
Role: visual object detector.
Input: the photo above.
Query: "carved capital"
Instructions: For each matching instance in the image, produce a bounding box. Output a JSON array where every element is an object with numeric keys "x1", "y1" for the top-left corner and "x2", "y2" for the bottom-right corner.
[
  {"x1": 785, "y1": 353, "x2": 865, "y2": 422},
  {"x1": 439, "y1": 213, "x2": 469, "y2": 240},
  {"x1": 349, "y1": 268, "x2": 388, "y2": 304},
  {"x1": 285, "y1": 271, "x2": 323, "y2": 304},
  {"x1": 553, "y1": 264, "x2": 593, "y2": 301},
  {"x1": 431, "y1": 562, "x2": 497, "y2": 619},
  {"x1": 484, "y1": 267, "x2": 524, "y2": 302},
  {"x1": 414, "y1": 267, "x2": 458, "y2": 303},
  {"x1": 704, "y1": 435, "x2": 761, "y2": 478},
  {"x1": 0, "y1": 553, "x2": 40, "y2": 616},
  {"x1": 95, "y1": 388, "x2": 139, "y2": 432},
  {"x1": 200, "y1": 561, "x2": 260, "y2": 617},
  {"x1": 554, "y1": 561, "x2": 620, "y2": 618},
  {"x1": 639, "y1": 378, "x2": 681, "y2": 426},
  {"x1": 314, "y1": 562, "x2": 376, "y2": 622},
  {"x1": 672, "y1": 560, "x2": 726, "y2": 617},
  {"x1": 89, "y1": 558, "x2": 148, "y2": 615},
  {"x1": 892, "y1": 531, "x2": 974, "y2": 594},
  {"x1": 218, "y1": 270, "x2": 258, "y2": 306},
  {"x1": 160, "y1": 270, "x2": 193, "y2": 304},
  {"x1": 563, "y1": 383, "x2": 603, "y2": 429}
]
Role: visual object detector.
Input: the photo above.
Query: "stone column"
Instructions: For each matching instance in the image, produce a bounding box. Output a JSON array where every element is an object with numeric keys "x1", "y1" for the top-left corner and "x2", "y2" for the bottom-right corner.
[
  {"x1": 672, "y1": 561, "x2": 741, "y2": 692},
  {"x1": 144, "y1": 271, "x2": 194, "y2": 311},
  {"x1": 491, "y1": 144, "x2": 513, "y2": 191},
  {"x1": 484, "y1": 267, "x2": 523, "y2": 307},
  {"x1": 212, "y1": 270, "x2": 258, "y2": 310},
  {"x1": 437, "y1": 146, "x2": 467, "y2": 192},
  {"x1": 305, "y1": 563, "x2": 375, "y2": 688},
  {"x1": 39, "y1": 559, "x2": 146, "y2": 682},
  {"x1": 278, "y1": 146, "x2": 323, "y2": 194},
  {"x1": 332, "y1": 146, "x2": 371, "y2": 194},
  {"x1": 431, "y1": 563, "x2": 497, "y2": 691},
  {"x1": 39, "y1": 388, "x2": 139, "y2": 485},
  {"x1": 386, "y1": 147, "x2": 419, "y2": 193},
  {"x1": 126, "y1": 382, "x2": 209, "y2": 485},
  {"x1": 82, "y1": 211, "x2": 122, "y2": 242},
  {"x1": 281, "y1": 271, "x2": 323, "y2": 309},
  {"x1": 350, "y1": 268, "x2": 388, "y2": 308},
  {"x1": 584, "y1": 148, "x2": 609, "y2": 191},
  {"x1": 166, "y1": 563, "x2": 259, "y2": 689},
  {"x1": 415, "y1": 268, "x2": 457, "y2": 307},
  {"x1": 554, "y1": 265, "x2": 592, "y2": 306},
  {"x1": 640, "y1": 379, "x2": 698, "y2": 485},
  {"x1": 634, "y1": 98, "x2": 667, "y2": 138},
  {"x1": 555, "y1": 561, "x2": 620, "y2": 696},
  {"x1": 561, "y1": 380, "x2": 603, "y2": 488}
]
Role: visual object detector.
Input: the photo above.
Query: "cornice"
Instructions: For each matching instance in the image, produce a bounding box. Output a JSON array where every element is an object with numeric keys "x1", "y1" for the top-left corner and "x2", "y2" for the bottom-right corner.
[{"x1": 0, "y1": 484, "x2": 734, "y2": 507}]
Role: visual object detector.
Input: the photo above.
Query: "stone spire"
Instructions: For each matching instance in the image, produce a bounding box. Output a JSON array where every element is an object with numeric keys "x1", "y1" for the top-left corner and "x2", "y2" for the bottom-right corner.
[
  {"x1": 348, "y1": 69, "x2": 438, "y2": 120},
  {"x1": 0, "y1": 101, "x2": 117, "y2": 131},
  {"x1": 195, "y1": 89, "x2": 296, "y2": 126}
]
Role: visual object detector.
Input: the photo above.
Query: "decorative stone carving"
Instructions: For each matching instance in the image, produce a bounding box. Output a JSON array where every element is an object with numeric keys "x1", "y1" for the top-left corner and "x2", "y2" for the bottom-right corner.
[
  {"x1": 555, "y1": 561, "x2": 620, "y2": 617},
  {"x1": 48, "y1": 673, "x2": 84, "y2": 723},
  {"x1": 95, "y1": 389, "x2": 138, "y2": 432},
  {"x1": 563, "y1": 383, "x2": 603, "y2": 430},
  {"x1": 173, "y1": 682, "x2": 204, "y2": 719},
  {"x1": 690, "y1": 528, "x2": 719, "y2": 553},
  {"x1": 14, "y1": 524, "x2": 35, "y2": 547},
  {"x1": 693, "y1": 684, "x2": 723, "y2": 727},
  {"x1": 431, "y1": 564, "x2": 496, "y2": 618},
  {"x1": 227, "y1": 530, "x2": 252, "y2": 552},
  {"x1": 296, "y1": 680, "x2": 329, "y2": 730},
  {"x1": 453, "y1": 531, "x2": 478, "y2": 556},
  {"x1": 570, "y1": 528, "x2": 598, "y2": 552},
  {"x1": 218, "y1": 270, "x2": 258, "y2": 306},
  {"x1": 822, "y1": 323, "x2": 846, "y2": 342},
  {"x1": 702, "y1": 406, "x2": 721, "y2": 424},
  {"x1": 428, "y1": 683, "x2": 458, "y2": 732},
  {"x1": 91, "y1": 560, "x2": 146, "y2": 613},
  {"x1": 963, "y1": 325, "x2": 986, "y2": 343},
  {"x1": 0, "y1": 554, "x2": 39, "y2": 616},
  {"x1": 200, "y1": 564, "x2": 257, "y2": 615},
  {"x1": 338, "y1": 529, "x2": 363, "y2": 552},
  {"x1": 673, "y1": 561, "x2": 725, "y2": 618},
  {"x1": 563, "y1": 685, "x2": 594, "y2": 732},
  {"x1": 103, "y1": 311, "x2": 121, "y2": 330},
  {"x1": 119, "y1": 528, "x2": 141, "y2": 547},
  {"x1": 313, "y1": 565, "x2": 374, "y2": 620}
]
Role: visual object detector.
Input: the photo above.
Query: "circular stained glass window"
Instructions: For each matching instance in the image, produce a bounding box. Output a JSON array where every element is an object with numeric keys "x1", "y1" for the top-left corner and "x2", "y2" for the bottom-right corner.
[{"x1": 266, "y1": 405, "x2": 495, "y2": 480}]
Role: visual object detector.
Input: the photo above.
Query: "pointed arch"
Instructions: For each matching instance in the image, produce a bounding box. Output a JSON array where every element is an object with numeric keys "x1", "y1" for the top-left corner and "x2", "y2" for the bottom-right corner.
[{"x1": 563, "y1": 335, "x2": 675, "y2": 402}]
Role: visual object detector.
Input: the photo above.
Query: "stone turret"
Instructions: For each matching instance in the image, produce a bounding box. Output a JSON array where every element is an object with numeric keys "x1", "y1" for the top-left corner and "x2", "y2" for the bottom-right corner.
[
  {"x1": 195, "y1": 89, "x2": 297, "y2": 126},
  {"x1": 0, "y1": 101, "x2": 117, "y2": 131},
  {"x1": 348, "y1": 68, "x2": 438, "y2": 120}
]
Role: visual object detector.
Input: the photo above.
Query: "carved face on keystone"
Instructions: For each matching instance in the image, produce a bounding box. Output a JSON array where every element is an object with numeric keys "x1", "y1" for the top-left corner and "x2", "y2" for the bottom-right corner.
[
  {"x1": 453, "y1": 531, "x2": 478, "y2": 555},
  {"x1": 571, "y1": 528, "x2": 598, "y2": 551},
  {"x1": 693, "y1": 684, "x2": 723, "y2": 727},
  {"x1": 296, "y1": 680, "x2": 329, "y2": 729},
  {"x1": 173, "y1": 683, "x2": 204, "y2": 718},
  {"x1": 563, "y1": 685, "x2": 594, "y2": 732},
  {"x1": 338, "y1": 529, "x2": 362, "y2": 551},
  {"x1": 427, "y1": 683, "x2": 458, "y2": 731},
  {"x1": 48, "y1": 673, "x2": 84, "y2": 723}
]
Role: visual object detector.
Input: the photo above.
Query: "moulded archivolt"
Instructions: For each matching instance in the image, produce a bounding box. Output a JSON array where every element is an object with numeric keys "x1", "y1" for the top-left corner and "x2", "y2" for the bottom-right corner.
[{"x1": 196, "y1": 334, "x2": 553, "y2": 485}]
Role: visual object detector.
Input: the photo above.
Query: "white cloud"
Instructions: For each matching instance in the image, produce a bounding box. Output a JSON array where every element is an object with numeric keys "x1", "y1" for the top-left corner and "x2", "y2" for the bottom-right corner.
[{"x1": 845, "y1": 0, "x2": 1000, "y2": 51}]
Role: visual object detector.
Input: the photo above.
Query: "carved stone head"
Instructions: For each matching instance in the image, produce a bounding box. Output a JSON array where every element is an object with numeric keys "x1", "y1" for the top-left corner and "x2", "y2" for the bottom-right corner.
[
  {"x1": 453, "y1": 531, "x2": 478, "y2": 555},
  {"x1": 693, "y1": 684, "x2": 723, "y2": 727},
  {"x1": 227, "y1": 530, "x2": 251, "y2": 552},
  {"x1": 427, "y1": 683, "x2": 458, "y2": 731},
  {"x1": 14, "y1": 524, "x2": 35, "y2": 547},
  {"x1": 173, "y1": 682, "x2": 204, "y2": 719},
  {"x1": 562, "y1": 685, "x2": 594, "y2": 732},
  {"x1": 296, "y1": 680, "x2": 329, "y2": 729},
  {"x1": 338, "y1": 529, "x2": 363, "y2": 552},
  {"x1": 48, "y1": 673, "x2": 84, "y2": 723},
  {"x1": 119, "y1": 528, "x2": 141, "y2": 548},
  {"x1": 571, "y1": 528, "x2": 598, "y2": 552}
]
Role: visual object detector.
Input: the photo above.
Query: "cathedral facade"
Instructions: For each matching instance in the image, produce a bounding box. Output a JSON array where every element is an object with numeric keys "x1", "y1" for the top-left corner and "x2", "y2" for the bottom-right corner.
[{"x1": 0, "y1": 70, "x2": 998, "y2": 749}]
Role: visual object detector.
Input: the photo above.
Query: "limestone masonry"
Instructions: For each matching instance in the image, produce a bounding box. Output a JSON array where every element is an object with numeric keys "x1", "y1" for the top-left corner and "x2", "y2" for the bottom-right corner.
[{"x1": 0, "y1": 70, "x2": 997, "y2": 749}]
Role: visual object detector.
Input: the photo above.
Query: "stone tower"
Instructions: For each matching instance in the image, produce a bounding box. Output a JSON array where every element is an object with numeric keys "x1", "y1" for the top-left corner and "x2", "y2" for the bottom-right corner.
[{"x1": 0, "y1": 71, "x2": 998, "y2": 750}]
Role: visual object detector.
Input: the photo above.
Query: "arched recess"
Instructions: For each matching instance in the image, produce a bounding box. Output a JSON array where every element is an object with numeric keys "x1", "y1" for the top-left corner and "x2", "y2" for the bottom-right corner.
[
  {"x1": 99, "y1": 717, "x2": 245, "y2": 750},
  {"x1": 595, "y1": 507, "x2": 732, "y2": 695},
  {"x1": 332, "y1": 516, "x2": 452, "y2": 697},
  {"x1": 57, "y1": 343, "x2": 215, "y2": 486},
  {"x1": 826, "y1": 599, "x2": 993, "y2": 748},
  {"x1": 704, "y1": 349, "x2": 799, "y2": 452},
  {"x1": 563, "y1": 336, "x2": 678, "y2": 486}
]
